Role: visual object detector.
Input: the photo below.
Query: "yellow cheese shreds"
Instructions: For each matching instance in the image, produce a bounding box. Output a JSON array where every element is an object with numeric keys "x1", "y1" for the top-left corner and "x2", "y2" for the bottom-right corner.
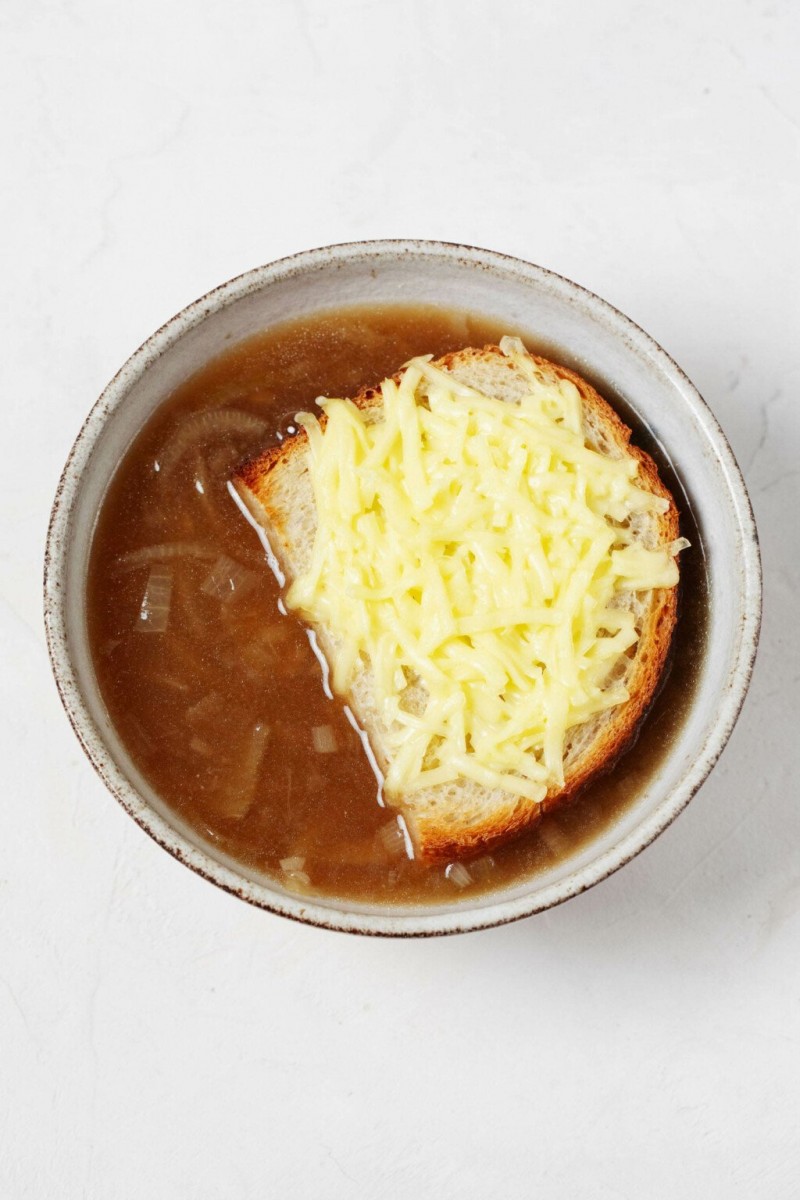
[{"x1": 286, "y1": 341, "x2": 681, "y2": 801}]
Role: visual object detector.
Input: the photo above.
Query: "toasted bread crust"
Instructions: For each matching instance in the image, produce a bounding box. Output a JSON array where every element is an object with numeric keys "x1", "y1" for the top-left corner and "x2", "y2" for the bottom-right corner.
[{"x1": 235, "y1": 346, "x2": 681, "y2": 863}]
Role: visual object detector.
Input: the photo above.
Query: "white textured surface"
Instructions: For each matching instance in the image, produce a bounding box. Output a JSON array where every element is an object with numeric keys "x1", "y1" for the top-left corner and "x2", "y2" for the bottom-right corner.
[{"x1": 2, "y1": 1, "x2": 798, "y2": 1196}]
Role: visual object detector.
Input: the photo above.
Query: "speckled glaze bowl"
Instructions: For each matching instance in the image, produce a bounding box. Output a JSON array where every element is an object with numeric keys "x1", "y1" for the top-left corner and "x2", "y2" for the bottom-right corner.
[{"x1": 44, "y1": 240, "x2": 761, "y2": 935}]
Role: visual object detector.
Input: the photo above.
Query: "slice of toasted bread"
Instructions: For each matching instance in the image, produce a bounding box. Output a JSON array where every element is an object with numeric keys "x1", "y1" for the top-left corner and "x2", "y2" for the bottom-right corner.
[{"x1": 234, "y1": 345, "x2": 680, "y2": 863}]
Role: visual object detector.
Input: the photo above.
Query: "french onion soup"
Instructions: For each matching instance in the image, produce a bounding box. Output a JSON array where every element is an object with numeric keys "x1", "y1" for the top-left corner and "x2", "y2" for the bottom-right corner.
[{"x1": 87, "y1": 305, "x2": 707, "y2": 904}]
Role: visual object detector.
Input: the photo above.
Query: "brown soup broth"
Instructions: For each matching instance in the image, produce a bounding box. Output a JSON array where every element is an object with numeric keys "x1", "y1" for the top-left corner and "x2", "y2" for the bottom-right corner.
[{"x1": 87, "y1": 305, "x2": 708, "y2": 905}]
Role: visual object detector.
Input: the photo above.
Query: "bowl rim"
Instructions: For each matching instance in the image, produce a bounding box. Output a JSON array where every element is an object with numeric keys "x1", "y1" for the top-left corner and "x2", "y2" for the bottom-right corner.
[{"x1": 43, "y1": 238, "x2": 762, "y2": 937}]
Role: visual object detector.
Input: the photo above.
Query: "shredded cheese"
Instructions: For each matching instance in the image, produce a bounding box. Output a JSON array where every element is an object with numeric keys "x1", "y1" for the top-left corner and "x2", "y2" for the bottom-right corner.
[{"x1": 286, "y1": 338, "x2": 681, "y2": 803}]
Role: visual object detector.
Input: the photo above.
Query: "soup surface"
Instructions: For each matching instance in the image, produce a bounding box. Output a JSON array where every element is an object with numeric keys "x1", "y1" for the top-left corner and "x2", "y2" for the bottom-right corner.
[{"x1": 87, "y1": 305, "x2": 707, "y2": 905}]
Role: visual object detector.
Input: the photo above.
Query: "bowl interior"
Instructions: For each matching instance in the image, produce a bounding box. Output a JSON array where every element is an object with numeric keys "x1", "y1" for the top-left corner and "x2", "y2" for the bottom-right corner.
[{"x1": 46, "y1": 242, "x2": 760, "y2": 934}]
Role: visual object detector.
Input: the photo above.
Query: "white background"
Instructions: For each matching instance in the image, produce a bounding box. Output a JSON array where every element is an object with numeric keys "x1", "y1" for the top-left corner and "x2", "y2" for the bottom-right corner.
[{"x1": 2, "y1": 1, "x2": 799, "y2": 1196}]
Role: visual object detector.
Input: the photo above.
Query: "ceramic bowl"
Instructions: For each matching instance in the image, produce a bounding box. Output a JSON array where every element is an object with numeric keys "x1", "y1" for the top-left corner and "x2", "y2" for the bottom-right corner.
[{"x1": 44, "y1": 240, "x2": 761, "y2": 935}]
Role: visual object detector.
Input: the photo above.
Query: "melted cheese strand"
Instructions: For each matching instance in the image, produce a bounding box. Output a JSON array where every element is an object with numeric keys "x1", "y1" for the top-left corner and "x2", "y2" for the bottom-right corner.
[{"x1": 287, "y1": 342, "x2": 681, "y2": 802}]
